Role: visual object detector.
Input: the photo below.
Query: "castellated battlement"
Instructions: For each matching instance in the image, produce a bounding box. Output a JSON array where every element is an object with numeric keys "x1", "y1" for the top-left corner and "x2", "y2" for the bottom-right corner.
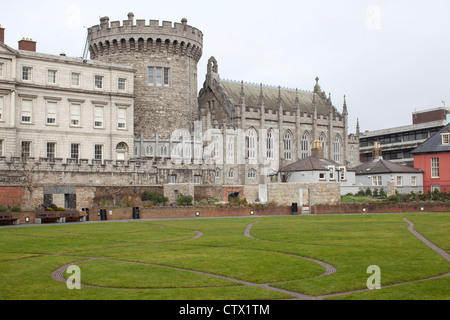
[{"x1": 88, "y1": 13, "x2": 203, "y2": 62}]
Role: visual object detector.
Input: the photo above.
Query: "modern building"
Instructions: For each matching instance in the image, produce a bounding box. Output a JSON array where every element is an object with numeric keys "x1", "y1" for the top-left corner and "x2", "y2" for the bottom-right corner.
[
  {"x1": 0, "y1": 28, "x2": 135, "y2": 162},
  {"x1": 359, "y1": 107, "x2": 449, "y2": 167},
  {"x1": 412, "y1": 123, "x2": 450, "y2": 193}
]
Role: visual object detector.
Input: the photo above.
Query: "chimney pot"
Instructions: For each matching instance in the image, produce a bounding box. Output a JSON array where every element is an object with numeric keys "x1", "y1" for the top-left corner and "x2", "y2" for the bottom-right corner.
[{"x1": 0, "y1": 25, "x2": 4, "y2": 43}]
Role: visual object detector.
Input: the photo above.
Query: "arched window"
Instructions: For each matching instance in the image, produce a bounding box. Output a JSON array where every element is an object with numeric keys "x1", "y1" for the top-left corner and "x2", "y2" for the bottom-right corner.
[
  {"x1": 146, "y1": 145, "x2": 153, "y2": 156},
  {"x1": 248, "y1": 128, "x2": 257, "y2": 159},
  {"x1": 334, "y1": 135, "x2": 341, "y2": 163},
  {"x1": 229, "y1": 168, "x2": 234, "y2": 179},
  {"x1": 214, "y1": 136, "x2": 220, "y2": 158},
  {"x1": 301, "y1": 132, "x2": 310, "y2": 159},
  {"x1": 160, "y1": 145, "x2": 168, "y2": 157},
  {"x1": 267, "y1": 130, "x2": 274, "y2": 159},
  {"x1": 319, "y1": 133, "x2": 327, "y2": 158},
  {"x1": 228, "y1": 136, "x2": 234, "y2": 159},
  {"x1": 215, "y1": 168, "x2": 220, "y2": 179},
  {"x1": 284, "y1": 131, "x2": 292, "y2": 160},
  {"x1": 248, "y1": 168, "x2": 257, "y2": 179}
]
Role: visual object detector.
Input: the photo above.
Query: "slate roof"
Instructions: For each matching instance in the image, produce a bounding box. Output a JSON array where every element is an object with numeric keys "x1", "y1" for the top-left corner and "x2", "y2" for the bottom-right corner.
[
  {"x1": 280, "y1": 156, "x2": 350, "y2": 172},
  {"x1": 352, "y1": 159, "x2": 423, "y2": 175},
  {"x1": 220, "y1": 80, "x2": 338, "y2": 117},
  {"x1": 411, "y1": 123, "x2": 450, "y2": 154}
]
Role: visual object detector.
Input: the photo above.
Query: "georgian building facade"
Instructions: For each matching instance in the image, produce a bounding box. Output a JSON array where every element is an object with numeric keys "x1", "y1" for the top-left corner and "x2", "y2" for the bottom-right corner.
[{"x1": 0, "y1": 39, "x2": 135, "y2": 162}]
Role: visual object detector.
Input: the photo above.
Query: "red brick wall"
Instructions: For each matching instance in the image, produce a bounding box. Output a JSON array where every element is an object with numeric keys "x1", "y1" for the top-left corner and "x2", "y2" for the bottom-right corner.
[
  {"x1": 312, "y1": 202, "x2": 450, "y2": 214},
  {"x1": 0, "y1": 187, "x2": 24, "y2": 207},
  {"x1": 0, "y1": 27, "x2": 4, "y2": 43},
  {"x1": 18, "y1": 39, "x2": 36, "y2": 52}
]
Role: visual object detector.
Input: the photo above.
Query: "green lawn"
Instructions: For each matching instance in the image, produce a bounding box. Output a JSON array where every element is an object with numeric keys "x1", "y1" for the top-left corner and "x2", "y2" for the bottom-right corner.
[{"x1": 0, "y1": 213, "x2": 448, "y2": 300}]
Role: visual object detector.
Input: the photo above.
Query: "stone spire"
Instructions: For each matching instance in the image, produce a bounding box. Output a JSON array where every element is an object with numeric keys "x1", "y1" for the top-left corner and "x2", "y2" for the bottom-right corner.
[
  {"x1": 343, "y1": 95, "x2": 348, "y2": 116},
  {"x1": 240, "y1": 80, "x2": 245, "y2": 105}
]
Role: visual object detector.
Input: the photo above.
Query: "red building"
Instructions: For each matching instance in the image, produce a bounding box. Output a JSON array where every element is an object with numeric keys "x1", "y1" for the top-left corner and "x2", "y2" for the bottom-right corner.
[{"x1": 412, "y1": 123, "x2": 450, "y2": 193}]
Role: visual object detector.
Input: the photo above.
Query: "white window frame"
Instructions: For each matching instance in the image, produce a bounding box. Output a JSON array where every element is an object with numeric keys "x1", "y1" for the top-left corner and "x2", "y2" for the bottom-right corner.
[
  {"x1": 0, "y1": 139, "x2": 4, "y2": 157},
  {"x1": 21, "y1": 141, "x2": 32, "y2": 158},
  {"x1": 70, "y1": 103, "x2": 81, "y2": 127},
  {"x1": 229, "y1": 168, "x2": 235, "y2": 179},
  {"x1": 94, "y1": 106, "x2": 104, "y2": 128},
  {"x1": 0, "y1": 62, "x2": 4, "y2": 78},
  {"x1": 431, "y1": 158, "x2": 440, "y2": 178},
  {"x1": 301, "y1": 132, "x2": 310, "y2": 159},
  {"x1": 284, "y1": 131, "x2": 292, "y2": 160},
  {"x1": 248, "y1": 129, "x2": 257, "y2": 160},
  {"x1": 372, "y1": 176, "x2": 382, "y2": 186},
  {"x1": 94, "y1": 144, "x2": 103, "y2": 161},
  {"x1": 334, "y1": 135, "x2": 341, "y2": 163},
  {"x1": 46, "y1": 142, "x2": 56, "y2": 162},
  {"x1": 396, "y1": 176, "x2": 403, "y2": 187},
  {"x1": 411, "y1": 176, "x2": 417, "y2": 187},
  {"x1": 71, "y1": 72, "x2": 81, "y2": 87},
  {"x1": 168, "y1": 175, "x2": 177, "y2": 184},
  {"x1": 70, "y1": 143, "x2": 80, "y2": 162},
  {"x1": 228, "y1": 136, "x2": 234, "y2": 159},
  {"x1": 47, "y1": 69, "x2": 57, "y2": 84},
  {"x1": 155, "y1": 67, "x2": 162, "y2": 86},
  {"x1": 118, "y1": 78, "x2": 127, "y2": 91},
  {"x1": 46, "y1": 101, "x2": 57, "y2": 125},
  {"x1": 442, "y1": 133, "x2": 450, "y2": 145},
  {"x1": 164, "y1": 67, "x2": 170, "y2": 86},
  {"x1": 117, "y1": 107, "x2": 127, "y2": 129},
  {"x1": 94, "y1": 75, "x2": 104, "y2": 89},
  {"x1": 267, "y1": 130, "x2": 274, "y2": 160},
  {"x1": 194, "y1": 175, "x2": 201, "y2": 185},
  {"x1": 22, "y1": 66, "x2": 32, "y2": 81},
  {"x1": 21, "y1": 99, "x2": 33, "y2": 123},
  {"x1": 215, "y1": 168, "x2": 220, "y2": 179},
  {"x1": 319, "y1": 172, "x2": 326, "y2": 181},
  {"x1": 248, "y1": 168, "x2": 257, "y2": 179}
]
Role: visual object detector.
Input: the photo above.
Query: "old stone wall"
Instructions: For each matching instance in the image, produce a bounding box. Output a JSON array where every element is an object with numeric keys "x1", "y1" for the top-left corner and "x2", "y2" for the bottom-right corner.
[{"x1": 267, "y1": 182, "x2": 341, "y2": 206}]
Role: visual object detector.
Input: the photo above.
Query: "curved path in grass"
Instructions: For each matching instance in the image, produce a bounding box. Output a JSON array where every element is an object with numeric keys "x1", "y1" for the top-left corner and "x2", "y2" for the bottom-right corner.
[{"x1": 50, "y1": 218, "x2": 449, "y2": 300}]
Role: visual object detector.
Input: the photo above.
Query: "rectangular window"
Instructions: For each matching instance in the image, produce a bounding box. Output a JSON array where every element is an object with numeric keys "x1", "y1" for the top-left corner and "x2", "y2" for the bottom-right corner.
[
  {"x1": 319, "y1": 173, "x2": 326, "y2": 180},
  {"x1": 47, "y1": 70, "x2": 57, "y2": 84},
  {"x1": 0, "y1": 63, "x2": 4, "y2": 78},
  {"x1": 411, "y1": 176, "x2": 417, "y2": 187},
  {"x1": 156, "y1": 67, "x2": 162, "y2": 86},
  {"x1": 22, "y1": 66, "x2": 32, "y2": 81},
  {"x1": 94, "y1": 145, "x2": 103, "y2": 161},
  {"x1": 46, "y1": 101, "x2": 57, "y2": 125},
  {"x1": 21, "y1": 141, "x2": 31, "y2": 158},
  {"x1": 71, "y1": 72, "x2": 81, "y2": 86},
  {"x1": 70, "y1": 103, "x2": 81, "y2": 126},
  {"x1": 118, "y1": 78, "x2": 127, "y2": 91},
  {"x1": 148, "y1": 67, "x2": 154, "y2": 85},
  {"x1": 194, "y1": 175, "x2": 201, "y2": 185},
  {"x1": 442, "y1": 134, "x2": 450, "y2": 145},
  {"x1": 0, "y1": 96, "x2": 3, "y2": 121},
  {"x1": 94, "y1": 75, "x2": 103, "y2": 89},
  {"x1": 396, "y1": 176, "x2": 403, "y2": 187},
  {"x1": 21, "y1": 99, "x2": 32, "y2": 123},
  {"x1": 71, "y1": 143, "x2": 79, "y2": 162},
  {"x1": 94, "y1": 106, "x2": 104, "y2": 128},
  {"x1": 431, "y1": 158, "x2": 439, "y2": 178},
  {"x1": 47, "y1": 142, "x2": 56, "y2": 162},
  {"x1": 118, "y1": 108, "x2": 126, "y2": 129},
  {"x1": 168, "y1": 175, "x2": 176, "y2": 184},
  {"x1": 164, "y1": 68, "x2": 169, "y2": 85},
  {"x1": 0, "y1": 139, "x2": 4, "y2": 157},
  {"x1": 339, "y1": 167, "x2": 346, "y2": 181},
  {"x1": 372, "y1": 176, "x2": 382, "y2": 186}
]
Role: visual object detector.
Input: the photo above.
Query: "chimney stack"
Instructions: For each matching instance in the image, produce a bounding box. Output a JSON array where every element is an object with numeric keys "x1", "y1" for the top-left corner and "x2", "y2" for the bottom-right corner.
[
  {"x1": 18, "y1": 37, "x2": 36, "y2": 52},
  {"x1": 0, "y1": 25, "x2": 5, "y2": 43},
  {"x1": 311, "y1": 140, "x2": 324, "y2": 159}
]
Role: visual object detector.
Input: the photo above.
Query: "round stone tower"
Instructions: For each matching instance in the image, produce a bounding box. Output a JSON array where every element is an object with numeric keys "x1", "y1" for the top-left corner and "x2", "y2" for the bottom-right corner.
[{"x1": 88, "y1": 13, "x2": 203, "y2": 137}]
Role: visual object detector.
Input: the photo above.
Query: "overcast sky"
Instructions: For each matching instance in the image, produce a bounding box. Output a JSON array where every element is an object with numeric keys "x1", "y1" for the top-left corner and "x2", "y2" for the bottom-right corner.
[{"x1": 1, "y1": 0, "x2": 449, "y2": 133}]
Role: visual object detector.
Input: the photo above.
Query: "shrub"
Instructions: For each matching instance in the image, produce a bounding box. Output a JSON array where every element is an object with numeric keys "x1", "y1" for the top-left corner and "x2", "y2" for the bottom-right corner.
[
  {"x1": 176, "y1": 195, "x2": 193, "y2": 206},
  {"x1": 0, "y1": 206, "x2": 7, "y2": 212},
  {"x1": 142, "y1": 192, "x2": 168, "y2": 205},
  {"x1": 10, "y1": 206, "x2": 21, "y2": 212},
  {"x1": 57, "y1": 207, "x2": 66, "y2": 211}
]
